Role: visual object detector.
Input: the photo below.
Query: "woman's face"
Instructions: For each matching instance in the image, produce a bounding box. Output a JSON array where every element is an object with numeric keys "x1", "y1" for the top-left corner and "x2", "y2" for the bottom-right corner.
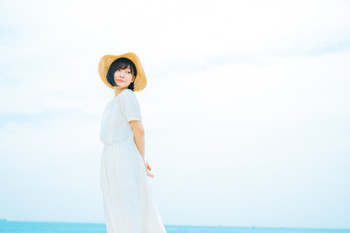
[{"x1": 114, "y1": 67, "x2": 134, "y2": 88}]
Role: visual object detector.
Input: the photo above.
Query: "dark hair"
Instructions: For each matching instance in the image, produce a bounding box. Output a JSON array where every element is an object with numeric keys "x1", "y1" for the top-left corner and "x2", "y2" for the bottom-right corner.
[{"x1": 106, "y1": 57, "x2": 138, "y2": 91}]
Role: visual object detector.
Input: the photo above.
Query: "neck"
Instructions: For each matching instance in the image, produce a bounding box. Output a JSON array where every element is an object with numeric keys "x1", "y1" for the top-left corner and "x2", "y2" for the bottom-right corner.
[{"x1": 114, "y1": 87, "x2": 128, "y2": 96}]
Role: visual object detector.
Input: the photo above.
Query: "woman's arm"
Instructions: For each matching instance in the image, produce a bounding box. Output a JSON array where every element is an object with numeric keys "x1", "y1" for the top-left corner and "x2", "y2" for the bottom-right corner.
[
  {"x1": 130, "y1": 120, "x2": 154, "y2": 178},
  {"x1": 129, "y1": 120, "x2": 145, "y2": 160}
]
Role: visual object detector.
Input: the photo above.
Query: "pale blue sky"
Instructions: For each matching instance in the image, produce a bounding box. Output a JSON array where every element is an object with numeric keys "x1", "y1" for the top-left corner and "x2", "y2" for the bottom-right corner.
[{"x1": 0, "y1": 0, "x2": 350, "y2": 230}]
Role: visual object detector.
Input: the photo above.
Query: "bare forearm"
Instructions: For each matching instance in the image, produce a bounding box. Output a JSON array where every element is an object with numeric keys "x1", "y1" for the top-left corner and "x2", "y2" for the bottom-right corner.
[{"x1": 133, "y1": 129, "x2": 145, "y2": 160}]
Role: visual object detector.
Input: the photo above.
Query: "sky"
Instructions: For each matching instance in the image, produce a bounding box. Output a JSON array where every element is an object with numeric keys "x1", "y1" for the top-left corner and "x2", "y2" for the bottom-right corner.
[{"x1": 0, "y1": 0, "x2": 350, "y2": 230}]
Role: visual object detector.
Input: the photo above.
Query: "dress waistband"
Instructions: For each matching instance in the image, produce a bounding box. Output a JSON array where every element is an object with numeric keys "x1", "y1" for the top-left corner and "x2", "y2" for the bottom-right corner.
[{"x1": 103, "y1": 137, "x2": 134, "y2": 146}]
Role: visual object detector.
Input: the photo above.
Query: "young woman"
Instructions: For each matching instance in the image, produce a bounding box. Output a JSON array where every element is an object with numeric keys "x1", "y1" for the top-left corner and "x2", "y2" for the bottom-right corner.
[{"x1": 98, "y1": 52, "x2": 167, "y2": 233}]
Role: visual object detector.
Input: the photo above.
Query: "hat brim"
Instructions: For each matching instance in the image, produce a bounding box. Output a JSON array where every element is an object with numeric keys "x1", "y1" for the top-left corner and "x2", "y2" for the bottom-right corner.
[{"x1": 98, "y1": 52, "x2": 147, "y2": 92}]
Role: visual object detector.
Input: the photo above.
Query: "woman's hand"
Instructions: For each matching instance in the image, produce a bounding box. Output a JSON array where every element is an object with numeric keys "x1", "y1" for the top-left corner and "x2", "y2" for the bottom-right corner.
[{"x1": 144, "y1": 160, "x2": 154, "y2": 178}]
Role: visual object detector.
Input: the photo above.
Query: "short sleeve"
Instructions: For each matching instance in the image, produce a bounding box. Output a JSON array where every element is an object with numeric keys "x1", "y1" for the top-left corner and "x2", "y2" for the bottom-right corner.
[{"x1": 119, "y1": 90, "x2": 142, "y2": 122}]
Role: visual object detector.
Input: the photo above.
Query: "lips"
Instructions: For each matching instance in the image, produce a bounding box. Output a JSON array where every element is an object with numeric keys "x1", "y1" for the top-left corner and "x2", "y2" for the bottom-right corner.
[{"x1": 117, "y1": 79, "x2": 124, "y2": 82}]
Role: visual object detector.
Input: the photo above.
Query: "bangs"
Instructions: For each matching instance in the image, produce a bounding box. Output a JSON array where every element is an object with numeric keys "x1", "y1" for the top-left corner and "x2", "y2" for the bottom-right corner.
[{"x1": 114, "y1": 59, "x2": 136, "y2": 76}]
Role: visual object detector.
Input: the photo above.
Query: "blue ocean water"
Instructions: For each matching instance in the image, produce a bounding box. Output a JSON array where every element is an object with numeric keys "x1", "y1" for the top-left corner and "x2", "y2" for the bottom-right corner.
[{"x1": 0, "y1": 220, "x2": 349, "y2": 233}]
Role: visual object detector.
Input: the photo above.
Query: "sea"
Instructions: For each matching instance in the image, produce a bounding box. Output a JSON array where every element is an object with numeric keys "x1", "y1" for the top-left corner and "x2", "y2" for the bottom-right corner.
[{"x1": 0, "y1": 220, "x2": 349, "y2": 233}]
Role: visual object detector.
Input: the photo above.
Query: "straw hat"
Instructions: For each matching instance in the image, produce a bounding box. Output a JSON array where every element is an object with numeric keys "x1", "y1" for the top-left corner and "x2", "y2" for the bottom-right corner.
[{"x1": 98, "y1": 52, "x2": 147, "y2": 92}]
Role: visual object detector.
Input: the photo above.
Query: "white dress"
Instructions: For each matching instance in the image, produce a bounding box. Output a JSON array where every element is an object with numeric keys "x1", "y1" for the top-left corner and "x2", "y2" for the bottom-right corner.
[{"x1": 99, "y1": 89, "x2": 167, "y2": 233}]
